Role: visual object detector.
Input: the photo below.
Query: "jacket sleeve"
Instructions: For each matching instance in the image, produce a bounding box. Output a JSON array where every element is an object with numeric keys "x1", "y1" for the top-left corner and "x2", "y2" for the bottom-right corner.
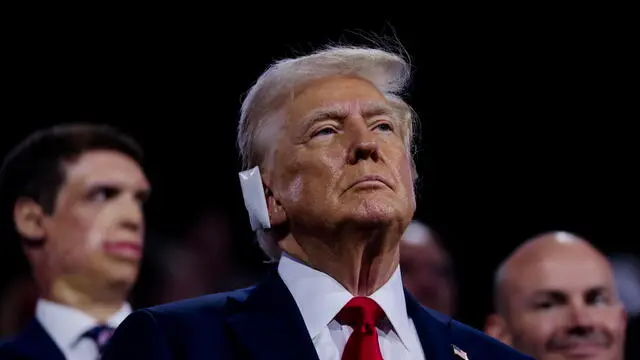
[{"x1": 102, "y1": 309, "x2": 173, "y2": 360}]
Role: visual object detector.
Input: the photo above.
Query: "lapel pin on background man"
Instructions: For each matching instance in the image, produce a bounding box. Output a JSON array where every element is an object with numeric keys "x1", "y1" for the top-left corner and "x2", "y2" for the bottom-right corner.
[
  {"x1": 103, "y1": 41, "x2": 532, "y2": 359},
  {"x1": 0, "y1": 124, "x2": 151, "y2": 360}
]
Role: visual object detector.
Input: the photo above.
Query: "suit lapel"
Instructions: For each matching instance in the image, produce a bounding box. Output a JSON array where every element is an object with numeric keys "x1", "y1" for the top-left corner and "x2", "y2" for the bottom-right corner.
[
  {"x1": 405, "y1": 289, "x2": 454, "y2": 360},
  {"x1": 226, "y1": 272, "x2": 457, "y2": 360},
  {"x1": 7, "y1": 319, "x2": 66, "y2": 360},
  {"x1": 226, "y1": 271, "x2": 320, "y2": 360}
]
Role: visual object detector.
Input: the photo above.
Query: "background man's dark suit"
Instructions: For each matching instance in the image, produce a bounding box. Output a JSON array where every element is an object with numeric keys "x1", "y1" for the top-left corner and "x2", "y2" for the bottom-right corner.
[
  {"x1": 0, "y1": 321, "x2": 65, "y2": 360},
  {"x1": 103, "y1": 270, "x2": 532, "y2": 360}
]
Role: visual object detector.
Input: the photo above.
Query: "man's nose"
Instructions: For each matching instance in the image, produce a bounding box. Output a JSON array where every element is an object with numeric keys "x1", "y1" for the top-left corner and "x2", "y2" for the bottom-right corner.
[
  {"x1": 118, "y1": 195, "x2": 143, "y2": 233},
  {"x1": 347, "y1": 122, "x2": 380, "y2": 164},
  {"x1": 567, "y1": 301, "x2": 596, "y2": 329}
]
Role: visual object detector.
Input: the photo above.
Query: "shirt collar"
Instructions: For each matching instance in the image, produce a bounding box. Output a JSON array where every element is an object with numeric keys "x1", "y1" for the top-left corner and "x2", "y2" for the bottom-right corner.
[
  {"x1": 277, "y1": 253, "x2": 413, "y2": 351},
  {"x1": 35, "y1": 298, "x2": 132, "y2": 351}
]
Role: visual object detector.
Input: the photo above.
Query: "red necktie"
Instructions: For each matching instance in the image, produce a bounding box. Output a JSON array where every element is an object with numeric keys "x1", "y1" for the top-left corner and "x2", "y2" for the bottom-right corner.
[{"x1": 337, "y1": 297, "x2": 385, "y2": 360}]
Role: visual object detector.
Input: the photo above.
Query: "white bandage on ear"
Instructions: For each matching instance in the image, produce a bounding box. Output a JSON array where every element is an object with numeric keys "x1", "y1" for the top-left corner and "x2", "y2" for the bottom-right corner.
[{"x1": 238, "y1": 166, "x2": 271, "y2": 230}]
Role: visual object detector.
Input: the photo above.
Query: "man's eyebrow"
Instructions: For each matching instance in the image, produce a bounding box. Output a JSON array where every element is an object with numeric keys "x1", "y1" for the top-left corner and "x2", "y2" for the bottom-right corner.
[
  {"x1": 84, "y1": 181, "x2": 151, "y2": 196},
  {"x1": 360, "y1": 101, "x2": 395, "y2": 118},
  {"x1": 300, "y1": 101, "x2": 397, "y2": 129},
  {"x1": 300, "y1": 105, "x2": 349, "y2": 127},
  {"x1": 529, "y1": 289, "x2": 567, "y2": 300},
  {"x1": 585, "y1": 285, "x2": 611, "y2": 298}
]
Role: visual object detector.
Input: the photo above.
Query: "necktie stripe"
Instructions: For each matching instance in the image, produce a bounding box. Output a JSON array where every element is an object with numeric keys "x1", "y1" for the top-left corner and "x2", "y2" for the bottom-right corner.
[{"x1": 82, "y1": 325, "x2": 115, "y2": 354}]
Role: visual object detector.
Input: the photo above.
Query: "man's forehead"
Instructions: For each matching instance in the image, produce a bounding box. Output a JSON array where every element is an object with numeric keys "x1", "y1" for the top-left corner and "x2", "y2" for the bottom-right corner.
[
  {"x1": 289, "y1": 76, "x2": 388, "y2": 111},
  {"x1": 64, "y1": 150, "x2": 149, "y2": 189},
  {"x1": 302, "y1": 100, "x2": 394, "y2": 119},
  {"x1": 511, "y1": 256, "x2": 615, "y2": 294}
]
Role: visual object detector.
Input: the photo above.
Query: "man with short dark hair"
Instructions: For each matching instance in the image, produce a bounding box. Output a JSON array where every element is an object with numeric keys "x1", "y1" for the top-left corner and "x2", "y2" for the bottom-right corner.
[{"x1": 0, "y1": 124, "x2": 151, "y2": 360}]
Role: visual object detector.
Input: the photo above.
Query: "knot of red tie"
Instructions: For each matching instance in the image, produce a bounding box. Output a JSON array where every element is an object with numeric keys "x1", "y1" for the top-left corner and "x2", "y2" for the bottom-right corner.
[{"x1": 337, "y1": 297, "x2": 385, "y2": 360}]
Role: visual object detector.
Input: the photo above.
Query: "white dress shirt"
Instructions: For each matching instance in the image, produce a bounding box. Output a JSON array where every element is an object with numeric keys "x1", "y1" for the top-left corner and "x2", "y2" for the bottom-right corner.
[
  {"x1": 278, "y1": 253, "x2": 426, "y2": 360},
  {"x1": 35, "y1": 298, "x2": 131, "y2": 360}
]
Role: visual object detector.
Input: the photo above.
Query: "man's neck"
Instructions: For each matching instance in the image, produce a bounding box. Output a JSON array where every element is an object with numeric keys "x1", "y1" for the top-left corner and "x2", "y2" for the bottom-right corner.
[
  {"x1": 280, "y1": 229, "x2": 401, "y2": 296},
  {"x1": 42, "y1": 278, "x2": 129, "y2": 323}
]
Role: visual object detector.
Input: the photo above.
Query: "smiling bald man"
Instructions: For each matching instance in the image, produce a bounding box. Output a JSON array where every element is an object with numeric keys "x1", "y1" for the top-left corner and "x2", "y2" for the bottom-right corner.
[{"x1": 485, "y1": 231, "x2": 627, "y2": 360}]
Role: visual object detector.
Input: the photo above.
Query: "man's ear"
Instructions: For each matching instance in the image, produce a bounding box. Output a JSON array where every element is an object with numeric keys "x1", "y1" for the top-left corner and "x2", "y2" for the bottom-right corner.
[
  {"x1": 616, "y1": 300, "x2": 628, "y2": 328},
  {"x1": 13, "y1": 197, "x2": 46, "y2": 244},
  {"x1": 484, "y1": 313, "x2": 513, "y2": 345},
  {"x1": 265, "y1": 187, "x2": 287, "y2": 226}
]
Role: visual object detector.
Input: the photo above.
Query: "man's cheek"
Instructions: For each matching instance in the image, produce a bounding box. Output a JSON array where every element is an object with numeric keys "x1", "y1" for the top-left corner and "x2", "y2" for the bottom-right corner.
[
  {"x1": 58, "y1": 245, "x2": 89, "y2": 272},
  {"x1": 86, "y1": 209, "x2": 117, "y2": 250},
  {"x1": 86, "y1": 226, "x2": 104, "y2": 251}
]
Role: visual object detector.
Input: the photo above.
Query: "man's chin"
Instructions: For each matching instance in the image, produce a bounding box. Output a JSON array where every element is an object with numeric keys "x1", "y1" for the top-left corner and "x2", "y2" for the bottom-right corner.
[
  {"x1": 345, "y1": 198, "x2": 408, "y2": 223},
  {"x1": 97, "y1": 260, "x2": 140, "y2": 288},
  {"x1": 344, "y1": 209, "x2": 401, "y2": 228}
]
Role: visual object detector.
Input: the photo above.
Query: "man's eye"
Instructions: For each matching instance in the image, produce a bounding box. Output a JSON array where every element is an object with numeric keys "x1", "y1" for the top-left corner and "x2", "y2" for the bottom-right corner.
[
  {"x1": 588, "y1": 293, "x2": 610, "y2": 306},
  {"x1": 92, "y1": 191, "x2": 106, "y2": 202},
  {"x1": 534, "y1": 301, "x2": 555, "y2": 310},
  {"x1": 136, "y1": 192, "x2": 150, "y2": 206},
  {"x1": 374, "y1": 123, "x2": 393, "y2": 132},
  {"x1": 312, "y1": 127, "x2": 337, "y2": 137},
  {"x1": 88, "y1": 187, "x2": 118, "y2": 202}
]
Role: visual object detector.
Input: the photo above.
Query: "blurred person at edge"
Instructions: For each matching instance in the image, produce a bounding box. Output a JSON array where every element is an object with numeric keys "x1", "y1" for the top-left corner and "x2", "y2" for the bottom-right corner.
[
  {"x1": 0, "y1": 124, "x2": 151, "y2": 360},
  {"x1": 104, "y1": 41, "x2": 530, "y2": 360},
  {"x1": 485, "y1": 231, "x2": 627, "y2": 360},
  {"x1": 400, "y1": 220, "x2": 456, "y2": 316},
  {"x1": 155, "y1": 211, "x2": 259, "y2": 303},
  {"x1": 610, "y1": 254, "x2": 640, "y2": 359}
]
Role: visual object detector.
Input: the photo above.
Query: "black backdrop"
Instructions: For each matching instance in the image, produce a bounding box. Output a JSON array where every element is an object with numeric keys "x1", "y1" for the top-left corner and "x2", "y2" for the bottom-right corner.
[{"x1": 1, "y1": 11, "x2": 637, "y2": 331}]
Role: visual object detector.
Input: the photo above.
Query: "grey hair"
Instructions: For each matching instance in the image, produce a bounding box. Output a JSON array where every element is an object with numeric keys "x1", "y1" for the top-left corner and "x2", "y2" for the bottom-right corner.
[{"x1": 237, "y1": 44, "x2": 419, "y2": 260}]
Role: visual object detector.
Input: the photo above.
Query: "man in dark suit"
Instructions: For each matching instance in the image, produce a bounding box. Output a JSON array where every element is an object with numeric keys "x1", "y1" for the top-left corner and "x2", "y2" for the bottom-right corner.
[
  {"x1": 485, "y1": 231, "x2": 627, "y2": 360},
  {"x1": 0, "y1": 124, "x2": 151, "y2": 360},
  {"x1": 103, "y1": 44, "x2": 531, "y2": 359}
]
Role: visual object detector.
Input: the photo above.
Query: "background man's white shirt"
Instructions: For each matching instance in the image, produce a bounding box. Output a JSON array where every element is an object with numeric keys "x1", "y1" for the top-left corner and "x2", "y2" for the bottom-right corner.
[{"x1": 36, "y1": 299, "x2": 131, "y2": 360}]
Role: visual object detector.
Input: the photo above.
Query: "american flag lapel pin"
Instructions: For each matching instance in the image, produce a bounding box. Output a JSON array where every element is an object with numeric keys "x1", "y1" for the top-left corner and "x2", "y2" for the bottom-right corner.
[{"x1": 452, "y1": 344, "x2": 469, "y2": 360}]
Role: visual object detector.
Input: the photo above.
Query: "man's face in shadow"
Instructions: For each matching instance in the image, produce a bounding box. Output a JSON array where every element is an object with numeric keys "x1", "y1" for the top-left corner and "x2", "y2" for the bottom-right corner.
[{"x1": 399, "y1": 226, "x2": 455, "y2": 315}]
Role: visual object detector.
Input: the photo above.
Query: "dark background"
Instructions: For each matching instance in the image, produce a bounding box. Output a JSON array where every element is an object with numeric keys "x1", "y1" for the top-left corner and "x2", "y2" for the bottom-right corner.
[{"x1": 1, "y1": 10, "x2": 637, "y2": 333}]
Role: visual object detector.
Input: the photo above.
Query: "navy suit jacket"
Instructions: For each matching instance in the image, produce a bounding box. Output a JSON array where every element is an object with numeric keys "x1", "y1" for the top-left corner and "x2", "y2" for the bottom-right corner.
[
  {"x1": 103, "y1": 271, "x2": 532, "y2": 360},
  {"x1": 0, "y1": 319, "x2": 66, "y2": 360}
]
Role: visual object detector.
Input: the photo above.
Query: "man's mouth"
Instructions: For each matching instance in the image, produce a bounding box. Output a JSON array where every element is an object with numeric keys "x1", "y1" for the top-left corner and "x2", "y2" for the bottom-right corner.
[
  {"x1": 555, "y1": 340, "x2": 608, "y2": 357},
  {"x1": 103, "y1": 241, "x2": 142, "y2": 260},
  {"x1": 347, "y1": 175, "x2": 392, "y2": 191}
]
